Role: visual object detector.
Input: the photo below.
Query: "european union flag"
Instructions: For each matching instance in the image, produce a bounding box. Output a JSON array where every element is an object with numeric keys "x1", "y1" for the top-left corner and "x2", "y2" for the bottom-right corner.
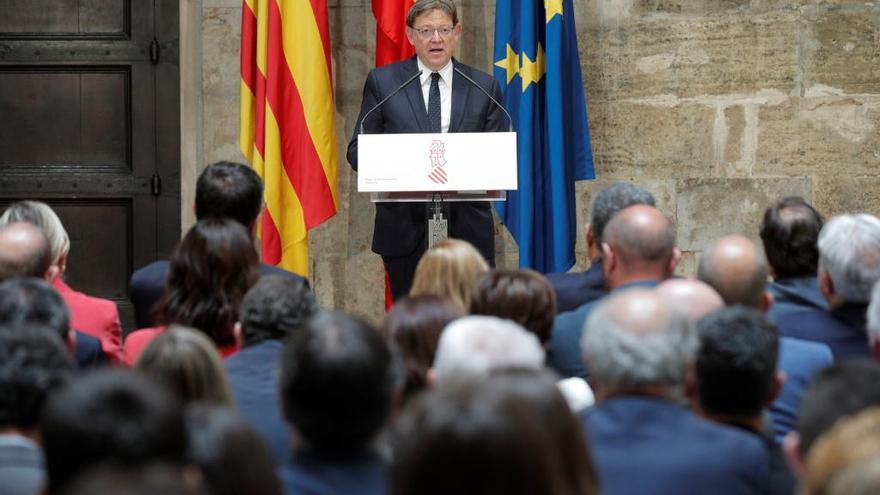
[{"x1": 493, "y1": 0, "x2": 595, "y2": 273}]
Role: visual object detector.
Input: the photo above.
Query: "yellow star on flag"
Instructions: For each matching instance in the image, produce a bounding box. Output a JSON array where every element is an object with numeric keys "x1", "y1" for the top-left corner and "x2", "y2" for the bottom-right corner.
[
  {"x1": 520, "y1": 44, "x2": 546, "y2": 92},
  {"x1": 494, "y1": 43, "x2": 520, "y2": 84},
  {"x1": 546, "y1": 0, "x2": 564, "y2": 22}
]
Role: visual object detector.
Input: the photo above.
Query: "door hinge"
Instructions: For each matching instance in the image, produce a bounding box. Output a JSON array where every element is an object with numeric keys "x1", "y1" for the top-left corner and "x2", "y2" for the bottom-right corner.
[
  {"x1": 149, "y1": 37, "x2": 160, "y2": 65},
  {"x1": 151, "y1": 173, "x2": 161, "y2": 196}
]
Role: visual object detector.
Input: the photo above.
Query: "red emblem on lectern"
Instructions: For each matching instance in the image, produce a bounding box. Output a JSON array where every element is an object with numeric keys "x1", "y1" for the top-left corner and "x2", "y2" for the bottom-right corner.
[{"x1": 428, "y1": 140, "x2": 448, "y2": 184}]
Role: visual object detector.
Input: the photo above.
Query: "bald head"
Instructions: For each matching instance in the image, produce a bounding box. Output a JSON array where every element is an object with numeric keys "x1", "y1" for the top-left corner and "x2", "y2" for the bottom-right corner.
[
  {"x1": 657, "y1": 279, "x2": 724, "y2": 324},
  {"x1": 697, "y1": 235, "x2": 768, "y2": 308},
  {"x1": 0, "y1": 222, "x2": 52, "y2": 281},
  {"x1": 601, "y1": 205, "x2": 677, "y2": 286}
]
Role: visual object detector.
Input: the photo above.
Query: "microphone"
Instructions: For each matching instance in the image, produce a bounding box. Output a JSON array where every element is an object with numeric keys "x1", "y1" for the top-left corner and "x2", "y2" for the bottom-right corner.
[
  {"x1": 453, "y1": 66, "x2": 514, "y2": 132},
  {"x1": 358, "y1": 70, "x2": 423, "y2": 135}
]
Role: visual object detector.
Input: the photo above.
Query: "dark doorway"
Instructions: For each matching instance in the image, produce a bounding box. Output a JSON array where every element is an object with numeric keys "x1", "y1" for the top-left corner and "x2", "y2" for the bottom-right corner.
[{"x1": 0, "y1": 0, "x2": 180, "y2": 333}]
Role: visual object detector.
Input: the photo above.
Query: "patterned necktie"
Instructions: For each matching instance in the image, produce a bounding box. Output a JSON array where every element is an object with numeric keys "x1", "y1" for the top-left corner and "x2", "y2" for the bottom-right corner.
[{"x1": 428, "y1": 72, "x2": 441, "y2": 133}]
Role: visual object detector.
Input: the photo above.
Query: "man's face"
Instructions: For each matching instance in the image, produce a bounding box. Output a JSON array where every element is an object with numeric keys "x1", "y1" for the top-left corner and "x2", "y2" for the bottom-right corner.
[{"x1": 406, "y1": 9, "x2": 461, "y2": 71}]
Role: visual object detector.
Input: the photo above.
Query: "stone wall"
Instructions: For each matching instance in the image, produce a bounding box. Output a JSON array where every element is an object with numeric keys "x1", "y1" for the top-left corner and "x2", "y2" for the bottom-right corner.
[{"x1": 192, "y1": 0, "x2": 880, "y2": 324}]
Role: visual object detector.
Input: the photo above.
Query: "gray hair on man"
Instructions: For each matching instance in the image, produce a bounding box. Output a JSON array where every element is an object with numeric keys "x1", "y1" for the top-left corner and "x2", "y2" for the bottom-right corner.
[
  {"x1": 581, "y1": 288, "x2": 695, "y2": 394},
  {"x1": 818, "y1": 214, "x2": 880, "y2": 304},
  {"x1": 432, "y1": 315, "x2": 545, "y2": 386},
  {"x1": 591, "y1": 183, "x2": 656, "y2": 248},
  {"x1": 406, "y1": 0, "x2": 458, "y2": 27}
]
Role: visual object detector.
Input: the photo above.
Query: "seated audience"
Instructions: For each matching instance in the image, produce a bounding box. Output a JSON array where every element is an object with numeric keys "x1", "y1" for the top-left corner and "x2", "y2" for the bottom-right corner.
[
  {"x1": 803, "y1": 408, "x2": 880, "y2": 495},
  {"x1": 693, "y1": 307, "x2": 795, "y2": 494},
  {"x1": 549, "y1": 204, "x2": 679, "y2": 379},
  {"x1": 409, "y1": 238, "x2": 488, "y2": 311},
  {"x1": 545, "y1": 183, "x2": 656, "y2": 312},
  {"x1": 225, "y1": 275, "x2": 319, "y2": 465},
  {"x1": 776, "y1": 214, "x2": 880, "y2": 358},
  {"x1": 185, "y1": 405, "x2": 282, "y2": 495},
  {"x1": 278, "y1": 311, "x2": 399, "y2": 495},
  {"x1": 40, "y1": 370, "x2": 188, "y2": 493},
  {"x1": 392, "y1": 370, "x2": 598, "y2": 495},
  {"x1": 697, "y1": 234, "x2": 833, "y2": 442},
  {"x1": 0, "y1": 324, "x2": 75, "y2": 495},
  {"x1": 0, "y1": 223, "x2": 105, "y2": 368},
  {"x1": 136, "y1": 325, "x2": 234, "y2": 407},
  {"x1": 656, "y1": 278, "x2": 724, "y2": 322},
  {"x1": 382, "y1": 294, "x2": 463, "y2": 401},
  {"x1": 1, "y1": 200, "x2": 123, "y2": 363},
  {"x1": 759, "y1": 197, "x2": 828, "y2": 322},
  {"x1": 124, "y1": 218, "x2": 260, "y2": 365},
  {"x1": 131, "y1": 161, "x2": 308, "y2": 328},
  {"x1": 581, "y1": 288, "x2": 770, "y2": 494}
]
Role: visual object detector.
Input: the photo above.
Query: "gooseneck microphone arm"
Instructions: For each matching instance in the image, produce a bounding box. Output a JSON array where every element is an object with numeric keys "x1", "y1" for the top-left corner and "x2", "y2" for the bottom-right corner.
[
  {"x1": 453, "y1": 66, "x2": 514, "y2": 132},
  {"x1": 358, "y1": 70, "x2": 424, "y2": 135}
]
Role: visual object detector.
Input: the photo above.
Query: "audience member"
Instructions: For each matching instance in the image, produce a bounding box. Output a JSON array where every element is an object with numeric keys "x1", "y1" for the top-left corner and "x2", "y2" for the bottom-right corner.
[
  {"x1": 278, "y1": 311, "x2": 398, "y2": 495},
  {"x1": 867, "y1": 280, "x2": 880, "y2": 359},
  {"x1": 656, "y1": 278, "x2": 724, "y2": 323},
  {"x1": 124, "y1": 218, "x2": 260, "y2": 365},
  {"x1": 545, "y1": 182, "x2": 656, "y2": 312},
  {"x1": 382, "y1": 294, "x2": 463, "y2": 401},
  {"x1": 392, "y1": 370, "x2": 598, "y2": 495},
  {"x1": 130, "y1": 161, "x2": 309, "y2": 328},
  {"x1": 759, "y1": 197, "x2": 828, "y2": 323},
  {"x1": 581, "y1": 288, "x2": 769, "y2": 494},
  {"x1": 803, "y1": 408, "x2": 880, "y2": 495},
  {"x1": 0, "y1": 201, "x2": 123, "y2": 363},
  {"x1": 697, "y1": 234, "x2": 833, "y2": 442},
  {"x1": 776, "y1": 214, "x2": 880, "y2": 358},
  {"x1": 136, "y1": 325, "x2": 234, "y2": 407},
  {"x1": 693, "y1": 307, "x2": 795, "y2": 494},
  {"x1": 549, "y1": 204, "x2": 679, "y2": 379},
  {"x1": 185, "y1": 405, "x2": 283, "y2": 495},
  {"x1": 470, "y1": 269, "x2": 557, "y2": 347},
  {"x1": 409, "y1": 238, "x2": 488, "y2": 311},
  {"x1": 0, "y1": 324, "x2": 75, "y2": 495},
  {"x1": 40, "y1": 370, "x2": 188, "y2": 493},
  {"x1": 226, "y1": 275, "x2": 319, "y2": 465}
]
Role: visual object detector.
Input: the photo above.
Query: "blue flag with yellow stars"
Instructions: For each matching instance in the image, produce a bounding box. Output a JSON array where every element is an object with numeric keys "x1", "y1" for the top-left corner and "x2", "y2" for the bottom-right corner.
[{"x1": 493, "y1": 0, "x2": 595, "y2": 273}]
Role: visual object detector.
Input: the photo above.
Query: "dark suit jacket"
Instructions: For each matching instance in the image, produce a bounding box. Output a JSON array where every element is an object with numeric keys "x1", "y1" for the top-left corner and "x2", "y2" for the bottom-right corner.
[
  {"x1": 225, "y1": 340, "x2": 290, "y2": 465},
  {"x1": 775, "y1": 303, "x2": 870, "y2": 360},
  {"x1": 583, "y1": 396, "x2": 770, "y2": 495},
  {"x1": 769, "y1": 337, "x2": 833, "y2": 443},
  {"x1": 544, "y1": 260, "x2": 607, "y2": 313},
  {"x1": 346, "y1": 57, "x2": 506, "y2": 260},
  {"x1": 74, "y1": 330, "x2": 106, "y2": 370},
  {"x1": 278, "y1": 450, "x2": 387, "y2": 495},
  {"x1": 766, "y1": 276, "x2": 828, "y2": 324},
  {"x1": 130, "y1": 260, "x2": 309, "y2": 329}
]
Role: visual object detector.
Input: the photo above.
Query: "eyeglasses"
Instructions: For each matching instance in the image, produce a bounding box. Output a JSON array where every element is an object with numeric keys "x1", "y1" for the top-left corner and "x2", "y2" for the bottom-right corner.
[{"x1": 411, "y1": 26, "x2": 455, "y2": 39}]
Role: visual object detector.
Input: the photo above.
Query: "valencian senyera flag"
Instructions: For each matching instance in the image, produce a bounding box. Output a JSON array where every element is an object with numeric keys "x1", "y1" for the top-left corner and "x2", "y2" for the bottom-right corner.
[
  {"x1": 493, "y1": 0, "x2": 595, "y2": 273},
  {"x1": 373, "y1": 0, "x2": 415, "y2": 67},
  {"x1": 240, "y1": 0, "x2": 338, "y2": 276}
]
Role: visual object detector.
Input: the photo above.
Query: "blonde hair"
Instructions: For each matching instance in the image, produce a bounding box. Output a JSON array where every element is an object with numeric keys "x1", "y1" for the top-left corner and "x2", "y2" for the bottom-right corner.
[
  {"x1": 410, "y1": 239, "x2": 489, "y2": 311},
  {"x1": 0, "y1": 200, "x2": 70, "y2": 265},
  {"x1": 804, "y1": 407, "x2": 880, "y2": 495}
]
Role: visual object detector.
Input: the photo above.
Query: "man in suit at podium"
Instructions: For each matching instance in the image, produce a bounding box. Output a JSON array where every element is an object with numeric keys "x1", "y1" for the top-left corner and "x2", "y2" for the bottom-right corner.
[{"x1": 347, "y1": 0, "x2": 507, "y2": 300}]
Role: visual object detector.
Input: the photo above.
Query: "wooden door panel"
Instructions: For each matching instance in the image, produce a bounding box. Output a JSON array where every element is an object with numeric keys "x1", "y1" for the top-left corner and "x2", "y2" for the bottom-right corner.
[{"x1": 0, "y1": 1, "x2": 127, "y2": 36}]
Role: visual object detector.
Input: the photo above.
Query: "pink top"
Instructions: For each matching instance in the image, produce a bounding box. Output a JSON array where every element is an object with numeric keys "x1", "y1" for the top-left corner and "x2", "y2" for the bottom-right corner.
[
  {"x1": 123, "y1": 325, "x2": 238, "y2": 366},
  {"x1": 53, "y1": 278, "x2": 124, "y2": 365}
]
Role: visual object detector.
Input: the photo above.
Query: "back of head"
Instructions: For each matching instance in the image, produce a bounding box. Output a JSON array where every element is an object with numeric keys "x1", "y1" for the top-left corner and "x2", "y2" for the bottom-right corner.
[
  {"x1": 698, "y1": 235, "x2": 768, "y2": 308},
  {"x1": 804, "y1": 408, "x2": 880, "y2": 495},
  {"x1": 136, "y1": 325, "x2": 233, "y2": 407},
  {"x1": 432, "y1": 315, "x2": 545, "y2": 387},
  {"x1": 280, "y1": 311, "x2": 396, "y2": 452},
  {"x1": 410, "y1": 238, "x2": 489, "y2": 311},
  {"x1": 195, "y1": 161, "x2": 263, "y2": 227},
  {"x1": 0, "y1": 277, "x2": 71, "y2": 340},
  {"x1": 156, "y1": 218, "x2": 260, "y2": 346},
  {"x1": 41, "y1": 370, "x2": 187, "y2": 492},
  {"x1": 656, "y1": 278, "x2": 724, "y2": 324},
  {"x1": 0, "y1": 323, "x2": 74, "y2": 431},
  {"x1": 818, "y1": 214, "x2": 880, "y2": 304},
  {"x1": 602, "y1": 204, "x2": 676, "y2": 273},
  {"x1": 239, "y1": 275, "x2": 318, "y2": 346},
  {"x1": 470, "y1": 269, "x2": 557, "y2": 346},
  {"x1": 590, "y1": 183, "x2": 656, "y2": 247},
  {"x1": 760, "y1": 197, "x2": 823, "y2": 279},
  {"x1": 392, "y1": 371, "x2": 598, "y2": 495},
  {"x1": 383, "y1": 294, "x2": 464, "y2": 398},
  {"x1": 695, "y1": 307, "x2": 779, "y2": 419},
  {"x1": 582, "y1": 288, "x2": 694, "y2": 394},
  {"x1": 0, "y1": 200, "x2": 70, "y2": 264},
  {"x1": 798, "y1": 360, "x2": 880, "y2": 456},
  {"x1": 0, "y1": 221, "x2": 52, "y2": 281}
]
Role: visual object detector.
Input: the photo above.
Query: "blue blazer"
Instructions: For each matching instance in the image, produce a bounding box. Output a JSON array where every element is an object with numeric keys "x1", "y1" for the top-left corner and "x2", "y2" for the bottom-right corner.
[
  {"x1": 278, "y1": 450, "x2": 387, "y2": 495},
  {"x1": 769, "y1": 337, "x2": 833, "y2": 443},
  {"x1": 775, "y1": 303, "x2": 870, "y2": 360},
  {"x1": 583, "y1": 396, "x2": 770, "y2": 495},
  {"x1": 766, "y1": 276, "x2": 828, "y2": 323},
  {"x1": 74, "y1": 330, "x2": 106, "y2": 369},
  {"x1": 544, "y1": 260, "x2": 607, "y2": 313},
  {"x1": 346, "y1": 57, "x2": 507, "y2": 260}
]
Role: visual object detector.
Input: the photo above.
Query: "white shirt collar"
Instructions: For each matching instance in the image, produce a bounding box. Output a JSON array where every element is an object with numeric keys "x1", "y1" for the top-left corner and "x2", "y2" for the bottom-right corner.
[{"x1": 417, "y1": 58, "x2": 454, "y2": 85}]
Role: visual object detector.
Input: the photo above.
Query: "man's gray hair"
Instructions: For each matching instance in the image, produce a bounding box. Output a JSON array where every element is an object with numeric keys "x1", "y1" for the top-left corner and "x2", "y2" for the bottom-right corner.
[
  {"x1": 406, "y1": 0, "x2": 458, "y2": 27},
  {"x1": 590, "y1": 183, "x2": 656, "y2": 246},
  {"x1": 818, "y1": 214, "x2": 880, "y2": 304},
  {"x1": 581, "y1": 290, "x2": 695, "y2": 391},
  {"x1": 432, "y1": 315, "x2": 544, "y2": 386}
]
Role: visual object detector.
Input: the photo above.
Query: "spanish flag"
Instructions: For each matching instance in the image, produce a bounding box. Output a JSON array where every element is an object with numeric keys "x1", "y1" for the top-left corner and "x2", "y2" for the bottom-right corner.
[
  {"x1": 240, "y1": 0, "x2": 338, "y2": 277},
  {"x1": 373, "y1": 0, "x2": 415, "y2": 67}
]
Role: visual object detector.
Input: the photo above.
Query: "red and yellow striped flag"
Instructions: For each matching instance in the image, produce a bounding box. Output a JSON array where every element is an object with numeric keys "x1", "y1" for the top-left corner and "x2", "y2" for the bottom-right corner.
[{"x1": 240, "y1": 0, "x2": 338, "y2": 276}]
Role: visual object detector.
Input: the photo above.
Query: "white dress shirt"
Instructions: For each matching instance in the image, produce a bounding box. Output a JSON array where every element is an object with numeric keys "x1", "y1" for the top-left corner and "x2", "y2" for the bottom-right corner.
[{"x1": 416, "y1": 58, "x2": 453, "y2": 133}]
